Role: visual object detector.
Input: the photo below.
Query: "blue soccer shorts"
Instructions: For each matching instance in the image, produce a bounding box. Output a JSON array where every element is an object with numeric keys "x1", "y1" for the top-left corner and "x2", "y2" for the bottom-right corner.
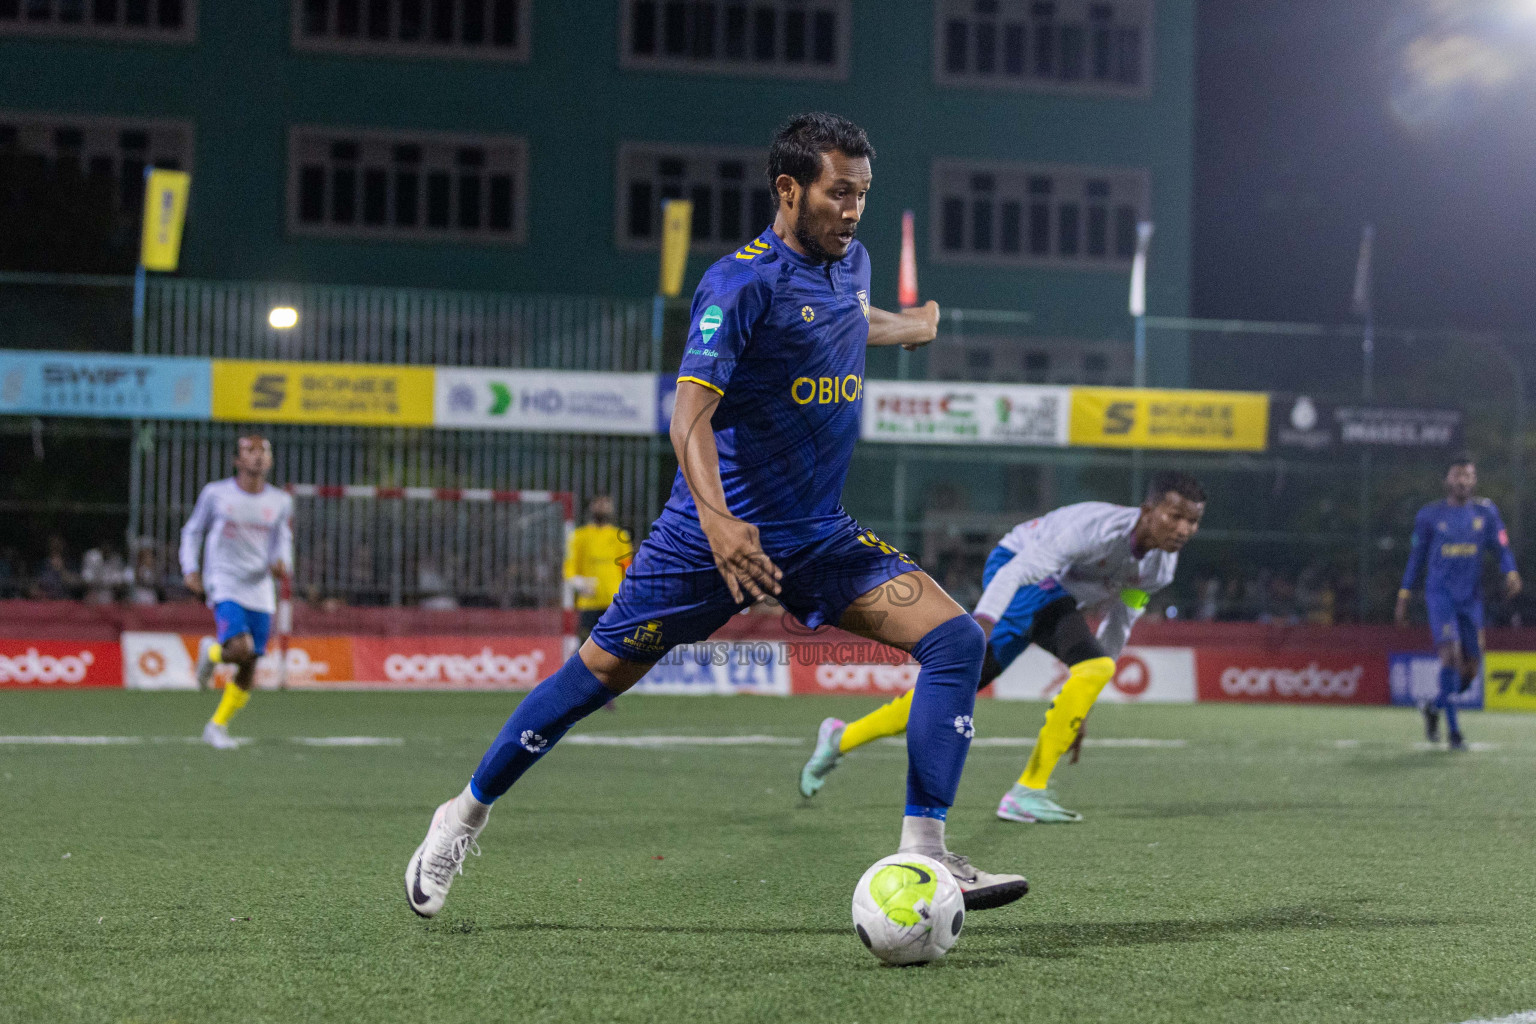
[
  {"x1": 1425, "y1": 590, "x2": 1483, "y2": 661},
  {"x1": 214, "y1": 601, "x2": 273, "y2": 657},
  {"x1": 589, "y1": 511, "x2": 920, "y2": 664},
  {"x1": 980, "y1": 544, "x2": 1075, "y2": 670}
]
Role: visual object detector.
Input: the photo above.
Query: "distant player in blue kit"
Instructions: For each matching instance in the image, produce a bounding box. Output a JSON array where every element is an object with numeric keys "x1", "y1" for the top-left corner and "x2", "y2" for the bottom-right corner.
[
  {"x1": 404, "y1": 113, "x2": 1027, "y2": 919},
  {"x1": 1396, "y1": 456, "x2": 1521, "y2": 750}
]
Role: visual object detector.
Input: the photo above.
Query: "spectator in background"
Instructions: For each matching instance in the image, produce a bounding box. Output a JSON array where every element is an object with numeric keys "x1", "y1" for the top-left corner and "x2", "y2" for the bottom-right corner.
[
  {"x1": 31, "y1": 534, "x2": 80, "y2": 600},
  {"x1": 129, "y1": 546, "x2": 162, "y2": 606},
  {"x1": 81, "y1": 542, "x2": 131, "y2": 604},
  {"x1": 418, "y1": 557, "x2": 458, "y2": 611},
  {"x1": 563, "y1": 495, "x2": 633, "y2": 643},
  {"x1": 1195, "y1": 577, "x2": 1220, "y2": 621}
]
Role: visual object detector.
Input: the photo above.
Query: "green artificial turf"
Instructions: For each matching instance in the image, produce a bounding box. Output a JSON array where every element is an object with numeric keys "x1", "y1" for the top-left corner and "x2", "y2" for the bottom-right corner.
[{"x1": 3, "y1": 691, "x2": 1535, "y2": 1024}]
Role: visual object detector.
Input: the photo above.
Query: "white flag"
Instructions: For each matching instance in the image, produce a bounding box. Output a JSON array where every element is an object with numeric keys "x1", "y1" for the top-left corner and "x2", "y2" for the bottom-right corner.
[
  {"x1": 1351, "y1": 223, "x2": 1374, "y2": 318},
  {"x1": 1128, "y1": 221, "x2": 1154, "y2": 317}
]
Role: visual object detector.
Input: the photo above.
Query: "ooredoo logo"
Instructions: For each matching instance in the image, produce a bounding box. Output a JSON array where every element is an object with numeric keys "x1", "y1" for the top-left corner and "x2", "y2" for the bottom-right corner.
[
  {"x1": 0, "y1": 648, "x2": 95, "y2": 685},
  {"x1": 1110, "y1": 654, "x2": 1151, "y2": 697},
  {"x1": 815, "y1": 663, "x2": 919, "y2": 693},
  {"x1": 382, "y1": 647, "x2": 546, "y2": 686},
  {"x1": 1220, "y1": 662, "x2": 1362, "y2": 699}
]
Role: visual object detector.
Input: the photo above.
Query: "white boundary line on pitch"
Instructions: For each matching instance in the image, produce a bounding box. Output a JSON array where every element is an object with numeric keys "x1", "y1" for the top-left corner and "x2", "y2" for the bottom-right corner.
[
  {"x1": 875, "y1": 736, "x2": 1188, "y2": 749},
  {"x1": 0, "y1": 735, "x2": 403, "y2": 746},
  {"x1": 1453, "y1": 1012, "x2": 1536, "y2": 1024}
]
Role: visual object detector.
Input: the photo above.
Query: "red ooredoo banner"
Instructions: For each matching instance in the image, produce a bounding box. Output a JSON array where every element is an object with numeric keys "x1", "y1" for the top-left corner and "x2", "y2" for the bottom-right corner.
[
  {"x1": 1195, "y1": 647, "x2": 1389, "y2": 704},
  {"x1": 0, "y1": 640, "x2": 123, "y2": 688},
  {"x1": 350, "y1": 635, "x2": 563, "y2": 689}
]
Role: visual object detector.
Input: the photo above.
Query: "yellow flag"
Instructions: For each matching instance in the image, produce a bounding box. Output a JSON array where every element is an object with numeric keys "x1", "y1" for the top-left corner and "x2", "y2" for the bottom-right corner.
[
  {"x1": 139, "y1": 169, "x2": 191, "y2": 271},
  {"x1": 658, "y1": 200, "x2": 693, "y2": 297}
]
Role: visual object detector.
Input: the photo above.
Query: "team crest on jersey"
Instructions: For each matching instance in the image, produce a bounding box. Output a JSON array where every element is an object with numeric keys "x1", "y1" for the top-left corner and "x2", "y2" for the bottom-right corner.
[
  {"x1": 1473, "y1": 517, "x2": 1484, "y2": 530},
  {"x1": 856, "y1": 289, "x2": 870, "y2": 320}
]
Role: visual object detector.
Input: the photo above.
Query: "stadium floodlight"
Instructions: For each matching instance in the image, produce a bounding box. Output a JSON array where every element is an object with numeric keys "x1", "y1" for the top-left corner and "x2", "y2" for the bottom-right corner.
[{"x1": 268, "y1": 307, "x2": 299, "y2": 329}]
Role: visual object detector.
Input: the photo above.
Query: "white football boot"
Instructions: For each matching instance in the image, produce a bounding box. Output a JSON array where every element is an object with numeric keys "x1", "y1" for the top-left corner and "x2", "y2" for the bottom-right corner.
[
  {"x1": 937, "y1": 851, "x2": 1029, "y2": 911},
  {"x1": 405, "y1": 799, "x2": 484, "y2": 918},
  {"x1": 201, "y1": 721, "x2": 239, "y2": 750},
  {"x1": 194, "y1": 638, "x2": 219, "y2": 690}
]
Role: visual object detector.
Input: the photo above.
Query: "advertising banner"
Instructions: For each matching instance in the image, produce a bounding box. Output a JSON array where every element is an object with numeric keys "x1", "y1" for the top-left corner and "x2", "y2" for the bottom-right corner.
[
  {"x1": 630, "y1": 642, "x2": 789, "y2": 696},
  {"x1": 122, "y1": 633, "x2": 357, "y2": 690},
  {"x1": 1195, "y1": 648, "x2": 1390, "y2": 704},
  {"x1": 1069, "y1": 387, "x2": 1269, "y2": 451},
  {"x1": 993, "y1": 646, "x2": 1197, "y2": 704},
  {"x1": 350, "y1": 635, "x2": 561, "y2": 689},
  {"x1": 0, "y1": 640, "x2": 122, "y2": 688},
  {"x1": 1388, "y1": 652, "x2": 1481, "y2": 709},
  {"x1": 1271, "y1": 395, "x2": 1462, "y2": 452},
  {"x1": 1483, "y1": 652, "x2": 1536, "y2": 712},
  {"x1": 0, "y1": 351, "x2": 211, "y2": 419},
  {"x1": 211, "y1": 359, "x2": 434, "y2": 427},
  {"x1": 435, "y1": 368, "x2": 655, "y2": 435},
  {"x1": 861, "y1": 381, "x2": 1070, "y2": 446}
]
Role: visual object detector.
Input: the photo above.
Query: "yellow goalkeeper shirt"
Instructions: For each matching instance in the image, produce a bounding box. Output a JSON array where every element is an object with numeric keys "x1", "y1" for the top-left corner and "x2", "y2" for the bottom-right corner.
[{"x1": 564, "y1": 523, "x2": 634, "y2": 611}]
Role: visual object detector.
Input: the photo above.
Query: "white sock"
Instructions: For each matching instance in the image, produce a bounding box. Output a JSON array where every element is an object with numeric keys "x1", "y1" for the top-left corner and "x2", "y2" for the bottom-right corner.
[
  {"x1": 452, "y1": 784, "x2": 491, "y2": 831},
  {"x1": 898, "y1": 815, "x2": 946, "y2": 856}
]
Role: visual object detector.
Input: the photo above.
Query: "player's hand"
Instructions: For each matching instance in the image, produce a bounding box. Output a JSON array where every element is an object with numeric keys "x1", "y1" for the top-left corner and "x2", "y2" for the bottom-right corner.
[
  {"x1": 702, "y1": 515, "x2": 782, "y2": 603},
  {"x1": 1393, "y1": 592, "x2": 1410, "y2": 628},
  {"x1": 270, "y1": 560, "x2": 290, "y2": 581},
  {"x1": 900, "y1": 301, "x2": 941, "y2": 351},
  {"x1": 184, "y1": 572, "x2": 204, "y2": 598},
  {"x1": 1506, "y1": 571, "x2": 1523, "y2": 600}
]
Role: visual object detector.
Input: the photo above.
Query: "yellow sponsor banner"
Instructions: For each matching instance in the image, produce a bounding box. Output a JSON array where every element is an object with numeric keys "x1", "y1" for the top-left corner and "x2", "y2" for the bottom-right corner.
[
  {"x1": 1483, "y1": 652, "x2": 1536, "y2": 712},
  {"x1": 1069, "y1": 387, "x2": 1270, "y2": 452},
  {"x1": 211, "y1": 360, "x2": 434, "y2": 427},
  {"x1": 139, "y1": 169, "x2": 191, "y2": 271}
]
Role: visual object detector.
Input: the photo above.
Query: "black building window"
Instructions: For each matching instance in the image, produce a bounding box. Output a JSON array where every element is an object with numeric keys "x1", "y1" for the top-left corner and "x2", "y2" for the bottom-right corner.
[
  {"x1": 934, "y1": 0, "x2": 1149, "y2": 93},
  {"x1": 0, "y1": 0, "x2": 193, "y2": 38},
  {"x1": 0, "y1": 114, "x2": 192, "y2": 216},
  {"x1": 618, "y1": 143, "x2": 774, "y2": 252},
  {"x1": 931, "y1": 159, "x2": 1148, "y2": 268},
  {"x1": 622, "y1": 0, "x2": 848, "y2": 79},
  {"x1": 289, "y1": 127, "x2": 525, "y2": 244},
  {"x1": 292, "y1": 0, "x2": 527, "y2": 59}
]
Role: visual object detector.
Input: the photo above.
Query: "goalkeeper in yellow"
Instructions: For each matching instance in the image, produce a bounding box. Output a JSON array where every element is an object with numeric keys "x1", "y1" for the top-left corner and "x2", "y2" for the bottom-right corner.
[
  {"x1": 800, "y1": 472, "x2": 1204, "y2": 823},
  {"x1": 564, "y1": 495, "x2": 634, "y2": 642}
]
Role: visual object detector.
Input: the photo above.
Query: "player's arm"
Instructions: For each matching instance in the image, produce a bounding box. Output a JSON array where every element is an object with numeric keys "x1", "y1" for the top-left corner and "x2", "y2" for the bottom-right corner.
[
  {"x1": 269, "y1": 497, "x2": 294, "y2": 580},
  {"x1": 1486, "y1": 505, "x2": 1521, "y2": 599},
  {"x1": 671, "y1": 381, "x2": 781, "y2": 602},
  {"x1": 866, "y1": 301, "x2": 939, "y2": 350},
  {"x1": 178, "y1": 485, "x2": 214, "y2": 597},
  {"x1": 1096, "y1": 589, "x2": 1151, "y2": 660},
  {"x1": 972, "y1": 518, "x2": 1092, "y2": 638},
  {"x1": 671, "y1": 268, "x2": 780, "y2": 602},
  {"x1": 1395, "y1": 511, "x2": 1431, "y2": 626}
]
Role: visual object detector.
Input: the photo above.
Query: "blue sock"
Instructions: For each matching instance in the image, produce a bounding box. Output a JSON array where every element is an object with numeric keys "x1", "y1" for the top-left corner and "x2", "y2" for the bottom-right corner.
[
  {"x1": 905, "y1": 613, "x2": 987, "y2": 812},
  {"x1": 1437, "y1": 664, "x2": 1461, "y2": 736},
  {"x1": 469, "y1": 654, "x2": 615, "y2": 802}
]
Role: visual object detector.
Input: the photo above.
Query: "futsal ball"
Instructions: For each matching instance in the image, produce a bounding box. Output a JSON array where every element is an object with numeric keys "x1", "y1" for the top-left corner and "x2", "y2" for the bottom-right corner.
[{"x1": 851, "y1": 853, "x2": 964, "y2": 965}]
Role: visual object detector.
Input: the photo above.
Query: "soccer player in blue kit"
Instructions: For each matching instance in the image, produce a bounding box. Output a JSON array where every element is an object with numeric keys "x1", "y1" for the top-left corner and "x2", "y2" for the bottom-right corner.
[
  {"x1": 1396, "y1": 456, "x2": 1521, "y2": 750},
  {"x1": 405, "y1": 113, "x2": 1028, "y2": 919}
]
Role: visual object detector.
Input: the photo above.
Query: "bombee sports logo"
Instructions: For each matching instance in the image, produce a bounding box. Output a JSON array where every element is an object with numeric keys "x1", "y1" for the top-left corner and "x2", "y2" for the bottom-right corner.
[{"x1": 252, "y1": 373, "x2": 287, "y2": 410}]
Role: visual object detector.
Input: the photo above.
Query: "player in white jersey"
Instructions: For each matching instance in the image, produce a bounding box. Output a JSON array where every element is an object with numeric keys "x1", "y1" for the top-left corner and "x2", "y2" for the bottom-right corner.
[
  {"x1": 800, "y1": 471, "x2": 1205, "y2": 822},
  {"x1": 178, "y1": 435, "x2": 294, "y2": 749}
]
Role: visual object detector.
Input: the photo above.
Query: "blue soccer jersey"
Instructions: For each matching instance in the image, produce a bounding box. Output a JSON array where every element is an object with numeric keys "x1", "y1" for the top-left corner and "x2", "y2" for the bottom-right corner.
[
  {"x1": 669, "y1": 227, "x2": 872, "y2": 530},
  {"x1": 1400, "y1": 498, "x2": 1517, "y2": 605}
]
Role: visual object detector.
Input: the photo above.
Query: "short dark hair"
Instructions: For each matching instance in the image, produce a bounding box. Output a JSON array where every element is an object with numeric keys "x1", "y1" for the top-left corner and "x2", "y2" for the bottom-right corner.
[
  {"x1": 1146, "y1": 470, "x2": 1206, "y2": 506},
  {"x1": 1448, "y1": 454, "x2": 1475, "y2": 472},
  {"x1": 766, "y1": 112, "x2": 874, "y2": 207}
]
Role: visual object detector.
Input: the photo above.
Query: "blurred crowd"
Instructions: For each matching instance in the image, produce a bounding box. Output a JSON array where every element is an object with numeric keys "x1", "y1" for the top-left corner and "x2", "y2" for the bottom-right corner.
[{"x1": 0, "y1": 534, "x2": 195, "y2": 605}]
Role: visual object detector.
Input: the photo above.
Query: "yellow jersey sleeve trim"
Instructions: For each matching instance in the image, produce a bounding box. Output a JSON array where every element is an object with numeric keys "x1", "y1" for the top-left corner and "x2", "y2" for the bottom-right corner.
[{"x1": 677, "y1": 376, "x2": 725, "y2": 396}]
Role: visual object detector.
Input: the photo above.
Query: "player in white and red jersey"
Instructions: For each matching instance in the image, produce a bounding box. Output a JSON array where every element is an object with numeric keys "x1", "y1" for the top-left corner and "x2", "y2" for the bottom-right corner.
[
  {"x1": 801, "y1": 471, "x2": 1205, "y2": 823},
  {"x1": 178, "y1": 434, "x2": 293, "y2": 749}
]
